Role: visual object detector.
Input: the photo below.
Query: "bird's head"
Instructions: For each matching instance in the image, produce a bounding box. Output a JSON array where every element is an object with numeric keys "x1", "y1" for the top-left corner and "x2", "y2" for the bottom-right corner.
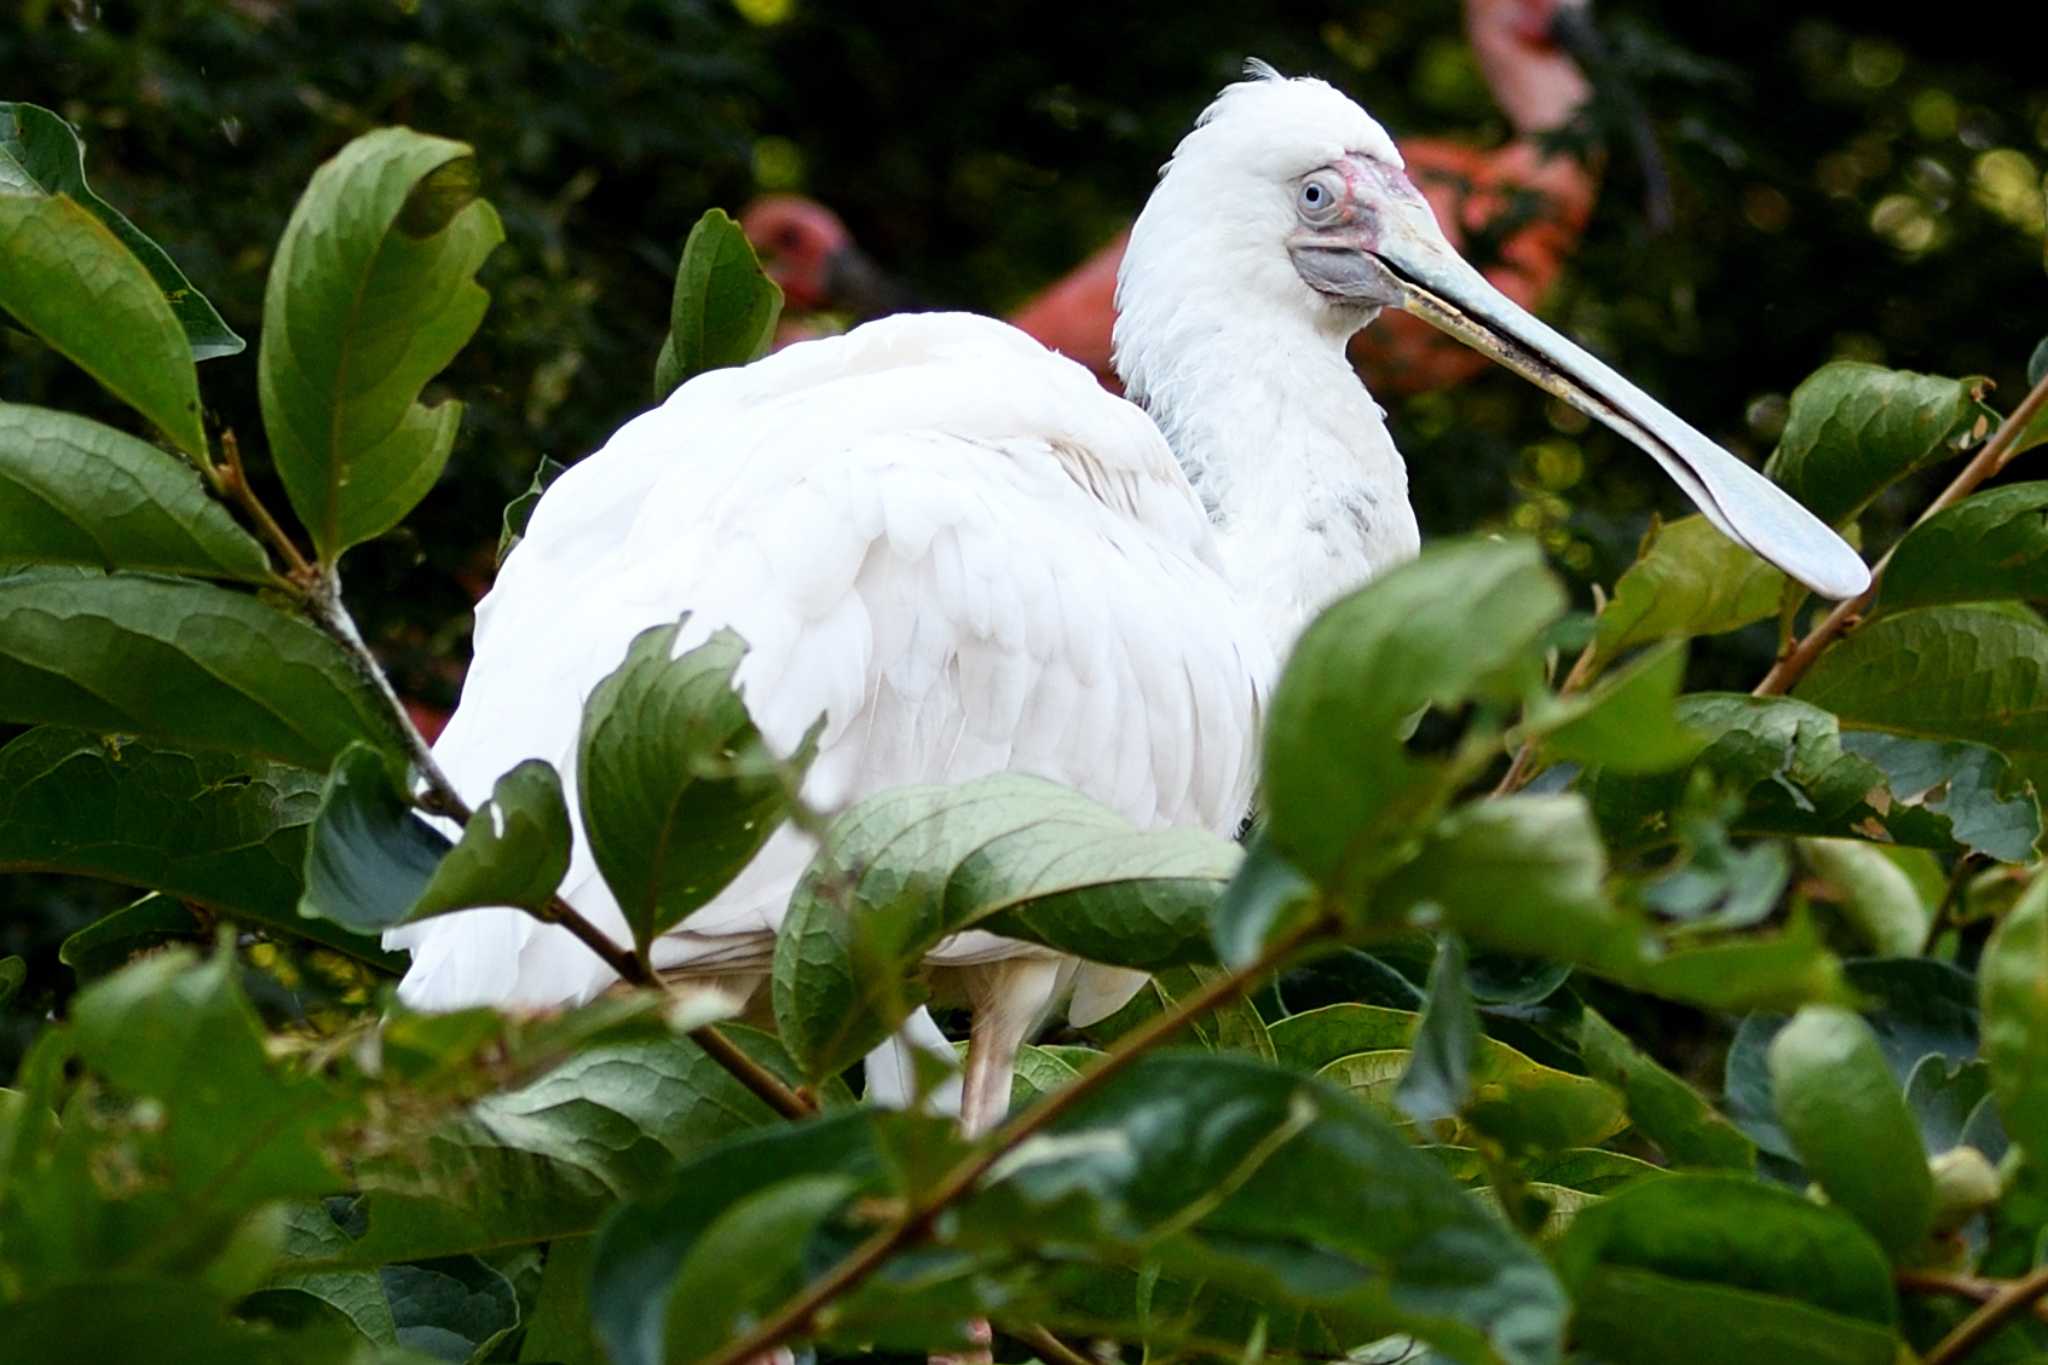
[
  {"x1": 739, "y1": 195, "x2": 853, "y2": 311},
  {"x1": 1117, "y1": 63, "x2": 1868, "y2": 600}
]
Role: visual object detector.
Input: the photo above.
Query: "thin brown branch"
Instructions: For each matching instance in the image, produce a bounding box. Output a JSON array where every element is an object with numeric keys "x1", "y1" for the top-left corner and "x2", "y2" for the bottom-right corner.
[
  {"x1": 1493, "y1": 602, "x2": 1604, "y2": 798},
  {"x1": 213, "y1": 428, "x2": 316, "y2": 583},
  {"x1": 681, "y1": 1016, "x2": 814, "y2": 1119},
  {"x1": 1755, "y1": 368, "x2": 2048, "y2": 697},
  {"x1": 696, "y1": 910, "x2": 1339, "y2": 1365},
  {"x1": 1019, "y1": 1326, "x2": 1097, "y2": 1365},
  {"x1": 1924, "y1": 1264, "x2": 2048, "y2": 1365}
]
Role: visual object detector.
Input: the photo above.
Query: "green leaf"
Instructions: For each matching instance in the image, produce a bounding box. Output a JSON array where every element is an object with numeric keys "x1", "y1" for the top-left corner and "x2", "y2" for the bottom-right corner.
[
  {"x1": 1395, "y1": 937, "x2": 1478, "y2": 1129},
  {"x1": 1797, "y1": 605, "x2": 2048, "y2": 798},
  {"x1": 1883, "y1": 482, "x2": 2048, "y2": 613},
  {"x1": 1590, "y1": 693, "x2": 2039, "y2": 862},
  {"x1": 299, "y1": 742, "x2": 454, "y2": 935},
  {"x1": 1795, "y1": 837, "x2": 1931, "y2": 957},
  {"x1": 1768, "y1": 1006, "x2": 1934, "y2": 1258},
  {"x1": 960, "y1": 1053, "x2": 1570, "y2": 1365},
  {"x1": 517, "y1": 1238, "x2": 602, "y2": 1365},
  {"x1": 259, "y1": 127, "x2": 503, "y2": 562},
  {"x1": 0, "y1": 101, "x2": 244, "y2": 360},
  {"x1": 0, "y1": 954, "x2": 22, "y2": 1007},
  {"x1": 1534, "y1": 640, "x2": 1705, "y2": 773},
  {"x1": 0, "y1": 727, "x2": 396, "y2": 968},
  {"x1": 1567, "y1": 1268, "x2": 1900, "y2": 1365},
  {"x1": 60, "y1": 893, "x2": 203, "y2": 978},
  {"x1": 1981, "y1": 871, "x2": 2048, "y2": 1156},
  {"x1": 2, "y1": 946, "x2": 348, "y2": 1292},
  {"x1": 1272, "y1": 1003, "x2": 1627, "y2": 1153},
  {"x1": 1210, "y1": 830, "x2": 1317, "y2": 968},
  {"x1": 0, "y1": 569, "x2": 397, "y2": 770},
  {"x1": 1572, "y1": 1005, "x2": 1756, "y2": 1171},
  {"x1": 318, "y1": 1028, "x2": 815, "y2": 1267},
  {"x1": 1592, "y1": 515, "x2": 1786, "y2": 664},
  {"x1": 1372, "y1": 794, "x2": 1646, "y2": 978},
  {"x1": 1624, "y1": 911, "x2": 1849, "y2": 1013},
  {"x1": 1554, "y1": 1174, "x2": 1898, "y2": 1365},
  {"x1": 412, "y1": 760, "x2": 572, "y2": 918},
  {"x1": 652, "y1": 207, "x2": 783, "y2": 401},
  {"x1": 0, "y1": 1281, "x2": 417, "y2": 1365},
  {"x1": 590, "y1": 1113, "x2": 883, "y2": 1365},
  {"x1": 496, "y1": 454, "x2": 566, "y2": 567},
  {"x1": 1726, "y1": 958, "x2": 1980, "y2": 1162},
  {"x1": 772, "y1": 773, "x2": 1236, "y2": 1081},
  {"x1": 580, "y1": 622, "x2": 816, "y2": 955},
  {"x1": 0, "y1": 188, "x2": 207, "y2": 462},
  {"x1": 0, "y1": 404, "x2": 272, "y2": 579},
  {"x1": 381, "y1": 1257, "x2": 521, "y2": 1362},
  {"x1": 1765, "y1": 361, "x2": 1986, "y2": 527},
  {"x1": 660, "y1": 1174, "x2": 857, "y2": 1365},
  {"x1": 1264, "y1": 536, "x2": 1565, "y2": 886},
  {"x1": 1084, "y1": 966, "x2": 1275, "y2": 1061}
]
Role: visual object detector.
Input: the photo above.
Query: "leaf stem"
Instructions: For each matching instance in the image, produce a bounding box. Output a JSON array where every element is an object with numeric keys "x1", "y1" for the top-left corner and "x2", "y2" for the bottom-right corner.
[
  {"x1": 1754, "y1": 368, "x2": 2048, "y2": 697},
  {"x1": 693, "y1": 911, "x2": 1338, "y2": 1365},
  {"x1": 1923, "y1": 1264, "x2": 2048, "y2": 1365},
  {"x1": 302, "y1": 572, "x2": 814, "y2": 1119},
  {"x1": 210, "y1": 428, "x2": 316, "y2": 583},
  {"x1": 1493, "y1": 605, "x2": 1603, "y2": 798}
]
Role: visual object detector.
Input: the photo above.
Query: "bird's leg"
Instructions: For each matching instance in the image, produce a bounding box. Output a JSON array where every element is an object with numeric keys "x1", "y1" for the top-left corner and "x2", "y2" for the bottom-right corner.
[
  {"x1": 959, "y1": 957, "x2": 1064, "y2": 1138},
  {"x1": 931, "y1": 957, "x2": 1065, "y2": 1365}
]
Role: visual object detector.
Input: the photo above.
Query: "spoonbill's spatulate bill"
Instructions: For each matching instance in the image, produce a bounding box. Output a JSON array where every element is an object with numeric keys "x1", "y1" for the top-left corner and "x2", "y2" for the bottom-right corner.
[{"x1": 387, "y1": 64, "x2": 1867, "y2": 1137}]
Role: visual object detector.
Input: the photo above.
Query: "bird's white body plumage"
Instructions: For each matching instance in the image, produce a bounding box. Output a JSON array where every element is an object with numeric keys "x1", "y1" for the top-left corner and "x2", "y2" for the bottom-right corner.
[{"x1": 388, "y1": 311, "x2": 1282, "y2": 1014}]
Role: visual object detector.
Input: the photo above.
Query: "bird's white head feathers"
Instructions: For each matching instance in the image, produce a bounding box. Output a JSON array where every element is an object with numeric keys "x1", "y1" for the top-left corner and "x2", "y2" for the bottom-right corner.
[{"x1": 1112, "y1": 63, "x2": 1403, "y2": 441}]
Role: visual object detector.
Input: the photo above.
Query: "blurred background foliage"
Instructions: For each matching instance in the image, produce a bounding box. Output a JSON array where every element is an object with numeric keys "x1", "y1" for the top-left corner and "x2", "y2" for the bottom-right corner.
[{"x1": 2, "y1": 0, "x2": 2044, "y2": 1067}]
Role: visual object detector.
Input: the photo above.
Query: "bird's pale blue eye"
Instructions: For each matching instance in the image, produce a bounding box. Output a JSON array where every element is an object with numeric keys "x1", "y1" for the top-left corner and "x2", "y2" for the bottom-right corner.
[{"x1": 1298, "y1": 176, "x2": 1341, "y2": 218}]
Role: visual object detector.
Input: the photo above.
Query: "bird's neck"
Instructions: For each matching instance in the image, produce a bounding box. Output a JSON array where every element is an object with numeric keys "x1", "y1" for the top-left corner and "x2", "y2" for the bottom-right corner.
[{"x1": 1116, "y1": 299, "x2": 1420, "y2": 656}]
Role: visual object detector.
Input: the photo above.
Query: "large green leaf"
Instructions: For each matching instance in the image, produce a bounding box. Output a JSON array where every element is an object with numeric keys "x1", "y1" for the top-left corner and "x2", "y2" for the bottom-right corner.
[
  {"x1": 1592, "y1": 515, "x2": 1786, "y2": 664},
  {"x1": 300, "y1": 743, "x2": 454, "y2": 935},
  {"x1": 412, "y1": 760, "x2": 572, "y2": 918},
  {"x1": 579, "y1": 622, "x2": 815, "y2": 955},
  {"x1": 1882, "y1": 482, "x2": 2048, "y2": 612},
  {"x1": 1370, "y1": 794, "x2": 1646, "y2": 978},
  {"x1": 259, "y1": 127, "x2": 503, "y2": 562},
  {"x1": 0, "y1": 404, "x2": 271, "y2": 579},
  {"x1": 651, "y1": 207, "x2": 783, "y2": 402},
  {"x1": 1589, "y1": 693, "x2": 2039, "y2": 862},
  {"x1": 1554, "y1": 1174, "x2": 1898, "y2": 1365},
  {"x1": 0, "y1": 102, "x2": 244, "y2": 360},
  {"x1": 313, "y1": 1027, "x2": 813, "y2": 1267},
  {"x1": 0, "y1": 570, "x2": 396, "y2": 770},
  {"x1": 0, "y1": 726, "x2": 397, "y2": 968},
  {"x1": 1726, "y1": 958, "x2": 1979, "y2": 1162},
  {"x1": 1264, "y1": 537, "x2": 1565, "y2": 886},
  {"x1": 1981, "y1": 872, "x2": 2048, "y2": 1155},
  {"x1": 771, "y1": 773, "x2": 1236, "y2": 1081},
  {"x1": 0, "y1": 182, "x2": 207, "y2": 461},
  {"x1": 1797, "y1": 605, "x2": 2048, "y2": 795},
  {"x1": 1, "y1": 947, "x2": 349, "y2": 1293},
  {"x1": 1768, "y1": 1006, "x2": 1933, "y2": 1258},
  {"x1": 1764, "y1": 361, "x2": 1985, "y2": 527}
]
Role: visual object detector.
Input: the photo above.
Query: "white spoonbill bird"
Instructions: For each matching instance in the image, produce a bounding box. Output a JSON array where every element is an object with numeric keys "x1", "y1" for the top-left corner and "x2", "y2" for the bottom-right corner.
[{"x1": 387, "y1": 65, "x2": 1868, "y2": 1136}]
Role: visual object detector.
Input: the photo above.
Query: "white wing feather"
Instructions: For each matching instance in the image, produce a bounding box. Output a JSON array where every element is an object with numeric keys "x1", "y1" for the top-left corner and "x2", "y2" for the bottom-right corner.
[{"x1": 387, "y1": 313, "x2": 1270, "y2": 1011}]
